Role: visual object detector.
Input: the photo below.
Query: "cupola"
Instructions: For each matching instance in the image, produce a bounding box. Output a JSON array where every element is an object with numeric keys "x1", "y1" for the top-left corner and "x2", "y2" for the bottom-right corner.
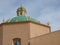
[{"x1": 17, "y1": 6, "x2": 27, "y2": 16}]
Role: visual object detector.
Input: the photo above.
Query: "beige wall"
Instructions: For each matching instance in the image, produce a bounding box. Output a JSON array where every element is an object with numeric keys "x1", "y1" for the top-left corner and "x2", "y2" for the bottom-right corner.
[
  {"x1": 30, "y1": 23, "x2": 50, "y2": 38},
  {"x1": 2, "y1": 23, "x2": 30, "y2": 45},
  {"x1": 0, "y1": 22, "x2": 51, "y2": 45},
  {"x1": 0, "y1": 25, "x2": 3, "y2": 45},
  {"x1": 30, "y1": 30, "x2": 60, "y2": 45}
]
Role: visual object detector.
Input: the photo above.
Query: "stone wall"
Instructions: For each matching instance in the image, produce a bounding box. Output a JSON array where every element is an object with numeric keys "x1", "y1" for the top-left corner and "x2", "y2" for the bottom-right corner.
[{"x1": 30, "y1": 30, "x2": 60, "y2": 45}]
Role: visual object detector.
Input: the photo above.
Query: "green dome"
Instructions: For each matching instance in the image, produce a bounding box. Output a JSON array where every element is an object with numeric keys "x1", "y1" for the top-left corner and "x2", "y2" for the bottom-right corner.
[{"x1": 6, "y1": 15, "x2": 39, "y2": 23}]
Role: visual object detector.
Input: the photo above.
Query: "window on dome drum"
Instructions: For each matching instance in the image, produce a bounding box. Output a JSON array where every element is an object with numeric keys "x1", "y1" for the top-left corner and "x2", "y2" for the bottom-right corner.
[
  {"x1": 13, "y1": 38, "x2": 21, "y2": 45},
  {"x1": 20, "y1": 12, "x2": 22, "y2": 15}
]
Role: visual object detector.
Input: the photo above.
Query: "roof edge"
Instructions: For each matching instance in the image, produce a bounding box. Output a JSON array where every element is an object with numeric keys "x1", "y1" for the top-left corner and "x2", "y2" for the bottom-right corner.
[{"x1": 0, "y1": 21, "x2": 50, "y2": 28}]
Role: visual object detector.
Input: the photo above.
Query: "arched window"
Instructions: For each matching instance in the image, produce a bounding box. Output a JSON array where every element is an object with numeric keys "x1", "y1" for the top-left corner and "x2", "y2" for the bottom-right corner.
[
  {"x1": 20, "y1": 11, "x2": 22, "y2": 15},
  {"x1": 13, "y1": 38, "x2": 21, "y2": 45}
]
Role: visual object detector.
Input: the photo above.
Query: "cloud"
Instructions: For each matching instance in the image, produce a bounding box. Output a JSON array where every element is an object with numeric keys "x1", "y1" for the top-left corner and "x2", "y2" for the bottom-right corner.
[
  {"x1": 25, "y1": 0, "x2": 60, "y2": 31},
  {"x1": 0, "y1": 0, "x2": 60, "y2": 31},
  {"x1": 0, "y1": 0, "x2": 18, "y2": 22},
  {"x1": 38, "y1": 7, "x2": 60, "y2": 31}
]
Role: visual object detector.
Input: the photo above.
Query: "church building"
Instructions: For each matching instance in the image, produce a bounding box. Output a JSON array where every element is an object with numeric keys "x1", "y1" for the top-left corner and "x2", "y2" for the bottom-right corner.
[{"x1": 0, "y1": 6, "x2": 60, "y2": 45}]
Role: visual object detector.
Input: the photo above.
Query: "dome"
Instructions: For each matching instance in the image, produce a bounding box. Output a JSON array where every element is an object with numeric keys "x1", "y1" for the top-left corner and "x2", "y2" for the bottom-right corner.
[
  {"x1": 6, "y1": 15, "x2": 39, "y2": 23},
  {"x1": 6, "y1": 6, "x2": 39, "y2": 23}
]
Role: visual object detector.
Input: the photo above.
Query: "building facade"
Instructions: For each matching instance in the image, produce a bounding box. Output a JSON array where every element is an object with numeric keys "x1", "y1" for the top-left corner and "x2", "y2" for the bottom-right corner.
[{"x1": 0, "y1": 6, "x2": 60, "y2": 45}]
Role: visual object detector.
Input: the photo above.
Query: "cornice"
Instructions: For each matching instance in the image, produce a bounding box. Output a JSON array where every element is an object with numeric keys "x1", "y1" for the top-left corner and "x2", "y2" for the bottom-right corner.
[{"x1": 0, "y1": 21, "x2": 50, "y2": 28}]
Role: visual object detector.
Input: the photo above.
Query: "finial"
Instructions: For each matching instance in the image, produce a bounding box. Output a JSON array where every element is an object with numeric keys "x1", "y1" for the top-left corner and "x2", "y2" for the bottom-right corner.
[
  {"x1": 38, "y1": 21, "x2": 41, "y2": 23},
  {"x1": 27, "y1": 16, "x2": 30, "y2": 21},
  {"x1": 2, "y1": 17, "x2": 5, "y2": 23},
  {"x1": 2, "y1": 16, "x2": 5, "y2": 23},
  {"x1": 16, "y1": 19, "x2": 18, "y2": 22},
  {"x1": 47, "y1": 22, "x2": 50, "y2": 26}
]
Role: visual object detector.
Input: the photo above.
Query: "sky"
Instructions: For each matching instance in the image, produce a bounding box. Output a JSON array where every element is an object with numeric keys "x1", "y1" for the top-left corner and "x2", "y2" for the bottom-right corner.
[{"x1": 0, "y1": 0, "x2": 60, "y2": 32}]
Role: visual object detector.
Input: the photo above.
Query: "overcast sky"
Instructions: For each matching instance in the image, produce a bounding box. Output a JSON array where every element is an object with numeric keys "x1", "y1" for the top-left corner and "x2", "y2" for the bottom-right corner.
[{"x1": 0, "y1": 0, "x2": 60, "y2": 31}]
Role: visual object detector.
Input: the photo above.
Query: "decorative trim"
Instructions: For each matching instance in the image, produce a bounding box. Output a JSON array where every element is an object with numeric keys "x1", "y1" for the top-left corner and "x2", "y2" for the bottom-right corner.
[{"x1": 0, "y1": 21, "x2": 50, "y2": 28}]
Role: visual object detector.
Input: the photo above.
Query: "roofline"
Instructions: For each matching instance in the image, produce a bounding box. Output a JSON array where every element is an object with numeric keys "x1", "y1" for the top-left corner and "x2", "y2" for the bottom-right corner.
[
  {"x1": 30, "y1": 30, "x2": 60, "y2": 39},
  {"x1": 0, "y1": 21, "x2": 50, "y2": 28}
]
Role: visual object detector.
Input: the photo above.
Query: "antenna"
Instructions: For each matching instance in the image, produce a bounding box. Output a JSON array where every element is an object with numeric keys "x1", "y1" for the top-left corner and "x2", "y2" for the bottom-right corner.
[{"x1": 47, "y1": 22, "x2": 50, "y2": 26}]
